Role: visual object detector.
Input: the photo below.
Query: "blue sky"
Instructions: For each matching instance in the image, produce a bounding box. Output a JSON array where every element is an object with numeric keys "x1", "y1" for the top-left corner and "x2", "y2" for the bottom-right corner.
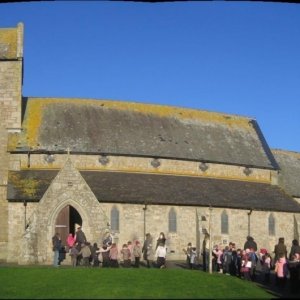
[{"x1": 1, "y1": 1, "x2": 300, "y2": 153}]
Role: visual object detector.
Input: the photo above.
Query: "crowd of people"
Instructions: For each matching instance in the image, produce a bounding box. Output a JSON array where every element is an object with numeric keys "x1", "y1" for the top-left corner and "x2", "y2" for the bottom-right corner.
[
  {"x1": 183, "y1": 236, "x2": 300, "y2": 295},
  {"x1": 52, "y1": 229, "x2": 168, "y2": 269},
  {"x1": 53, "y1": 230, "x2": 300, "y2": 294}
]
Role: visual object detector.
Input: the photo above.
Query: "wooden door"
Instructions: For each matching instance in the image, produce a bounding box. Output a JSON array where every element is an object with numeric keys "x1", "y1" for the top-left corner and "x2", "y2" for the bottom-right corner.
[{"x1": 55, "y1": 205, "x2": 70, "y2": 247}]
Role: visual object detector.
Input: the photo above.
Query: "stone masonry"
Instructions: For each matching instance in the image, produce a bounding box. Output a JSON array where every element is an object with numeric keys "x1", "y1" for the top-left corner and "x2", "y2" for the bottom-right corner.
[{"x1": 0, "y1": 23, "x2": 23, "y2": 260}]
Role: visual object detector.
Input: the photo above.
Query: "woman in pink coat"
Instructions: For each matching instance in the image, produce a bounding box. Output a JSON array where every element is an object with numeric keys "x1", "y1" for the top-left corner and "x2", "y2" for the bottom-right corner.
[{"x1": 66, "y1": 233, "x2": 75, "y2": 248}]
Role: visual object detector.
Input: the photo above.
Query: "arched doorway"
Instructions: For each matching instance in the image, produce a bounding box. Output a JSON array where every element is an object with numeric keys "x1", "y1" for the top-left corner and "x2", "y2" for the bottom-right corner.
[{"x1": 55, "y1": 205, "x2": 82, "y2": 246}]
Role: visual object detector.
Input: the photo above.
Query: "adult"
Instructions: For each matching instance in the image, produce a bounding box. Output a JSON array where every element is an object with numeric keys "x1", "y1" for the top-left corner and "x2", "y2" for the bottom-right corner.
[
  {"x1": 102, "y1": 229, "x2": 113, "y2": 247},
  {"x1": 155, "y1": 232, "x2": 166, "y2": 250},
  {"x1": 142, "y1": 233, "x2": 153, "y2": 268},
  {"x1": 52, "y1": 232, "x2": 61, "y2": 267},
  {"x1": 288, "y1": 253, "x2": 300, "y2": 294},
  {"x1": 74, "y1": 226, "x2": 87, "y2": 266},
  {"x1": 289, "y1": 239, "x2": 300, "y2": 260},
  {"x1": 75, "y1": 226, "x2": 87, "y2": 246},
  {"x1": 274, "y1": 237, "x2": 287, "y2": 263},
  {"x1": 202, "y1": 235, "x2": 210, "y2": 272},
  {"x1": 243, "y1": 236, "x2": 257, "y2": 252}
]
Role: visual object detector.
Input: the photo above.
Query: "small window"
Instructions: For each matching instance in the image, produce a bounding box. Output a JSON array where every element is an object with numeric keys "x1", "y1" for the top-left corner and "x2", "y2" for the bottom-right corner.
[
  {"x1": 268, "y1": 213, "x2": 275, "y2": 236},
  {"x1": 221, "y1": 210, "x2": 229, "y2": 234},
  {"x1": 110, "y1": 206, "x2": 119, "y2": 232},
  {"x1": 168, "y1": 208, "x2": 177, "y2": 233}
]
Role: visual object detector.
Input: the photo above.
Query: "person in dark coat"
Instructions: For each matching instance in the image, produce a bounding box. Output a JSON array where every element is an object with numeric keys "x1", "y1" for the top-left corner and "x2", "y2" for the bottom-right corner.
[
  {"x1": 52, "y1": 232, "x2": 61, "y2": 267},
  {"x1": 288, "y1": 253, "x2": 300, "y2": 294},
  {"x1": 274, "y1": 237, "x2": 287, "y2": 262},
  {"x1": 58, "y1": 245, "x2": 66, "y2": 265},
  {"x1": 289, "y1": 239, "x2": 300, "y2": 260},
  {"x1": 91, "y1": 242, "x2": 100, "y2": 267},
  {"x1": 74, "y1": 226, "x2": 87, "y2": 266},
  {"x1": 142, "y1": 233, "x2": 153, "y2": 268},
  {"x1": 75, "y1": 226, "x2": 87, "y2": 245},
  {"x1": 243, "y1": 236, "x2": 257, "y2": 252}
]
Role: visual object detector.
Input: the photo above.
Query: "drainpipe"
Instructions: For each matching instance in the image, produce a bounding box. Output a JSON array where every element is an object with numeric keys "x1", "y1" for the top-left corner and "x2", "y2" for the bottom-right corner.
[
  {"x1": 23, "y1": 200, "x2": 27, "y2": 230},
  {"x1": 209, "y1": 206, "x2": 213, "y2": 274},
  {"x1": 143, "y1": 203, "x2": 147, "y2": 241},
  {"x1": 247, "y1": 209, "x2": 253, "y2": 237}
]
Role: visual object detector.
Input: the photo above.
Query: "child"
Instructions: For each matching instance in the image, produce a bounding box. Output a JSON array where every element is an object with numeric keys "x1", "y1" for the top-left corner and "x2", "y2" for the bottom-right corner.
[
  {"x1": 155, "y1": 242, "x2": 167, "y2": 269},
  {"x1": 66, "y1": 233, "x2": 75, "y2": 249},
  {"x1": 98, "y1": 244, "x2": 111, "y2": 268},
  {"x1": 240, "y1": 249, "x2": 251, "y2": 281},
  {"x1": 121, "y1": 243, "x2": 131, "y2": 268},
  {"x1": 78, "y1": 242, "x2": 92, "y2": 267},
  {"x1": 213, "y1": 245, "x2": 223, "y2": 273},
  {"x1": 261, "y1": 252, "x2": 271, "y2": 283},
  {"x1": 127, "y1": 241, "x2": 133, "y2": 262},
  {"x1": 190, "y1": 247, "x2": 197, "y2": 270},
  {"x1": 109, "y1": 243, "x2": 119, "y2": 268},
  {"x1": 133, "y1": 240, "x2": 142, "y2": 268},
  {"x1": 91, "y1": 242, "x2": 100, "y2": 267},
  {"x1": 69, "y1": 245, "x2": 79, "y2": 267},
  {"x1": 274, "y1": 253, "x2": 288, "y2": 289},
  {"x1": 183, "y1": 242, "x2": 192, "y2": 269}
]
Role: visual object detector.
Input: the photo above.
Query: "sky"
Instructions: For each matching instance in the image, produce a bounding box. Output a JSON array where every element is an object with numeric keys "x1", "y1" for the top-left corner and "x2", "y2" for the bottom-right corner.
[{"x1": 1, "y1": 0, "x2": 300, "y2": 153}]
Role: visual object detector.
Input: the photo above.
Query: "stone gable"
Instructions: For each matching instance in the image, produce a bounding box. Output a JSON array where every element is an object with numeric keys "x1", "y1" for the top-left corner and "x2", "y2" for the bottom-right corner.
[{"x1": 14, "y1": 157, "x2": 109, "y2": 264}]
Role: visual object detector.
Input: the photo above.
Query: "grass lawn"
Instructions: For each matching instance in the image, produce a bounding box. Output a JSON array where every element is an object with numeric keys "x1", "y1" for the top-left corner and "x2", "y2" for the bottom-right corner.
[{"x1": 0, "y1": 266, "x2": 278, "y2": 299}]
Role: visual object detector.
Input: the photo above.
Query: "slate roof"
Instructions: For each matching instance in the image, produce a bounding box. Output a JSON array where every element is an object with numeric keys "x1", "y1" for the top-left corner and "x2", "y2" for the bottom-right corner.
[
  {"x1": 7, "y1": 170, "x2": 300, "y2": 213},
  {"x1": 7, "y1": 170, "x2": 58, "y2": 201},
  {"x1": 9, "y1": 97, "x2": 278, "y2": 169},
  {"x1": 272, "y1": 149, "x2": 300, "y2": 198}
]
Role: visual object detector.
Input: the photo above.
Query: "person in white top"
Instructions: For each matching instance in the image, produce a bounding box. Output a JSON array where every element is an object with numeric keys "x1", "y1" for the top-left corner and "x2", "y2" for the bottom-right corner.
[{"x1": 155, "y1": 242, "x2": 167, "y2": 268}]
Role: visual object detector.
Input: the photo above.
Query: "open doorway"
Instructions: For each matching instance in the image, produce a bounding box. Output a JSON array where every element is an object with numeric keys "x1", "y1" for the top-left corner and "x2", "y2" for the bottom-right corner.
[{"x1": 55, "y1": 205, "x2": 82, "y2": 246}]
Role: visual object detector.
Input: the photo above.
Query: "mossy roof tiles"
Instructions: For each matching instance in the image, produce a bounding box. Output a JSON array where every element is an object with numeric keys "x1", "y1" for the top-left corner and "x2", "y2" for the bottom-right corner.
[
  {"x1": 7, "y1": 170, "x2": 299, "y2": 213},
  {"x1": 12, "y1": 97, "x2": 278, "y2": 169},
  {"x1": 7, "y1": 170, "x2": 59, "y2": 200},
  {"x1": 0, "y1": 27, "x2": 18, "y2": 59},
  {"x1": 272, "y1": 149, "x2": 300, "y2": 198}
]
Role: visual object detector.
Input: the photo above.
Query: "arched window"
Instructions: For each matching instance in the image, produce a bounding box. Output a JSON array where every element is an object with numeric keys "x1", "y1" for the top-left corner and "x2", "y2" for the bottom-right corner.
[
  {"x1": 110, "y1": 206, "x2": 119, "y2": 232},
  {"x1": 268, "y1": 213, "x2": 275, "y2": 236},
  {"x1": 168, "y1": 208, "x2": 177, "y2": 233},
  {"x1": 221, "y1": 210, "x2": 229, "y2": 234}
]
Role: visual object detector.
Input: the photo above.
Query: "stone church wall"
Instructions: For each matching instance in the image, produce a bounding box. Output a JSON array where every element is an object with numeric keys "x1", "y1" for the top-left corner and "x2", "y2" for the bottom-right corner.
[
  {"x1": 5, "y1": 152, "x2": 294, "y2": 264},
  {"x1": 6, "y1": 197, "x2": 297, "y2": 264}
]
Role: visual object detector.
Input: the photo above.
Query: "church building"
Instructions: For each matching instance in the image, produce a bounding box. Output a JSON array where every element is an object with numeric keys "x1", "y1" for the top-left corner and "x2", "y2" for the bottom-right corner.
[{"x1": 1, "y1": 23, "x2": 300, "y2": 265}]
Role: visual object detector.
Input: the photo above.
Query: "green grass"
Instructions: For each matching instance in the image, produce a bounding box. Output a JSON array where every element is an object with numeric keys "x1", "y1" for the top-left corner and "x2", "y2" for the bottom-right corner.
[{"x1": 0, "y1": 266, "x2": 278, "y2": 299}]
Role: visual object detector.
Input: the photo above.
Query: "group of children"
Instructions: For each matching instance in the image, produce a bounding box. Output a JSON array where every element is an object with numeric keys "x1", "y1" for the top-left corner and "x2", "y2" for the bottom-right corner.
[
  {"x1": 183, "y1": 238, "x2": 300, "y2": 293},
  {"x1": 65, "y1": 231, "x2": 168, "y2": 269}
]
